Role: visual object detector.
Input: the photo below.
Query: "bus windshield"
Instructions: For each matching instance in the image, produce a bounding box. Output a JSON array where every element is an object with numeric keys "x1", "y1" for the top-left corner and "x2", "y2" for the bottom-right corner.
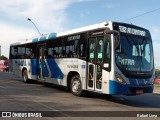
[{"x1": 115, "y1": 34, "x2": 154, "y2": 77}]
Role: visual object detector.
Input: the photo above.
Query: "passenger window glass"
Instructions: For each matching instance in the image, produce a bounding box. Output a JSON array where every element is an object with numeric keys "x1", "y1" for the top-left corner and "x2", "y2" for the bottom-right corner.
[
  {"x1": 46, "y1": 38, "x2": 62, "y2": 58},
  {"x1": 26, "y1": 43, "x2": 36, "y2": 59},
  {"x1": 97, "y1": 37, "x2": 103, "y2": 63}
]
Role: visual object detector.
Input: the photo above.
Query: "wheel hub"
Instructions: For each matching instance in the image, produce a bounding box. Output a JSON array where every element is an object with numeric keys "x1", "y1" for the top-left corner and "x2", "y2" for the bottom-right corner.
[{"x1": 72, "y1": 80, "x2": 80, "y2": 92}]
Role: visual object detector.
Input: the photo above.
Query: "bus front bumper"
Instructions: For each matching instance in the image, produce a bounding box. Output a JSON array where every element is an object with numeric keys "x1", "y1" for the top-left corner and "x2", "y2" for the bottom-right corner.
[{"x1": 109, "y1": 80, "x2": 153, "y2": 95}]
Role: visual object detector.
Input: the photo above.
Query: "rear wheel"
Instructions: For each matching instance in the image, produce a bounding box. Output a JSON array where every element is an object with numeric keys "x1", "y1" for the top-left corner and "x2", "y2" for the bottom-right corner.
[
  {"x1": 70, "y1": 75, "x2": 83, "y2": 96},
  {"x1": 22, "y1": 70, "x2": 30, "y2": 83}
]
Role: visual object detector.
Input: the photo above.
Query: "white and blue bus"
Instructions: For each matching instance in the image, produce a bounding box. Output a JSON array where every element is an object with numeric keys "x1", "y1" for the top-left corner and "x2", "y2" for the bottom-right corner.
[{"x1": 9, "y1": 21, "x2": 154, "y2": 96}]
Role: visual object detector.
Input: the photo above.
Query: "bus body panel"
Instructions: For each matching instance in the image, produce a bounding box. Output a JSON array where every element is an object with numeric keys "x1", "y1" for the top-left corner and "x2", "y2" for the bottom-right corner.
[
  {"x1": 101, "y1": 69, "x2": 110, "y2": 94},
  {"x1": 11, "y1": 59, "x2": 32, "y2": 79},
  {"x1": 44, "y1": 58, "x2": 87, "y2": 87}
]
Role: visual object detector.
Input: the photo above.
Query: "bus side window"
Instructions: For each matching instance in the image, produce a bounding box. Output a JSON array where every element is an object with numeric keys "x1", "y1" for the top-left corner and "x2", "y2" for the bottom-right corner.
[
  {"x1": 79, "y1": 44, "x2": 83, "y2": 57},
  {"x1": 66, "y1": 45, "x2": 73, "y2": 57},
  {"x1": 18, "y1": 46, "x2": 25, "y2": 59},
  {"x1": 26, "y1": 48, "x2": 30, "y2": 58},
  {"x1": 25, "y1": 43, "x2": 36, "y2": 59},
  {"x1": 53, "y1": 50, "x2": 57, "y2": 58},
  {"x1": 63, "y1": 38, "x2": 74, "y2": 58},
  {"x1": 74, "y1": 40, "x2": 78, "y2": 57},
  {"x1": 97, "y1": 37, "x2": 103, "y2": 63},
  {"x1": 11, "y1": 47, "x2": 18, "y2": 59},
  {"x1": 47, "y1": 48, "x2": 53, "y2": 58},
  {"x1": 54, "y1": 47, "x2": 59, "y2": 58},
  {"x1": 62, "y1": 49, "x2": 66, "y2": 57},
  {"x1": 89, "y1": 38, "x2": 95, "y2": 63},
  {"x1": 76, "y1": 40, "x2": 86, "y2": 57}
]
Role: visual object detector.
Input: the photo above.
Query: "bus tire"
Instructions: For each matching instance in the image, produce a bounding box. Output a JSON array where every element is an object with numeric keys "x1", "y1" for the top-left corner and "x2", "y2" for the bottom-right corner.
[
  {"x1": 22, "y1": 70, "x2": 29, "y2": 83},
  {"x1": 70, "y1": 75, "x2": 83, "y2": 96}
]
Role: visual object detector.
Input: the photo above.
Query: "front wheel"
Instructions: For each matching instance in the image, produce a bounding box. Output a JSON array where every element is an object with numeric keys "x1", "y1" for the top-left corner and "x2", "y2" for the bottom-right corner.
[
  {"x1": 22, "y1": 70, "x2": 30, "y2": 83},
  {"x1": 70, "y1": 75, "x2": 83, "y2": 96}
]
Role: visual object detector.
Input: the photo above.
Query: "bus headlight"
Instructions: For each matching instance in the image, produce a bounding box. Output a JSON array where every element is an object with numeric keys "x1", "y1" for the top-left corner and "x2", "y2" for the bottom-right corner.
[
  {"x1": 116, "y1": 76, "x2": 125, "y2": 83},
  {"x1": 115, "y1": 72, "x2": 126, "y2": 84}
]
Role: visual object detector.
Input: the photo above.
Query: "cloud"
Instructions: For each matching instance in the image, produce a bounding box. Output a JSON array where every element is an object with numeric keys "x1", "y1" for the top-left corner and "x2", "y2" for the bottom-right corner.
[
  {"x1": 0, "y1": 22, "x2": 37, "y2": 57},
  {"x1": 150, "y1": 27, "x2": 160, "y2": 42},
  {"x1": 153, "y1": 43, "x2": 160, "y2": 67},
  {"x1": 153, "y1": 28, "x2": 160, "y2": 33},
  {"x1": 0, "y1": 0, "x2": 96, "y2": 32},
  {"x1": 150, "y1": 27, "x2": 160, "y2": 66},
  {"x1": 0, "y1": 0, "x2": 69, "y2": 57},
  {"x1": 0, "y1": 0, "x2": 93, "y2": 58},
  {"x1": 0, "y1": 0, "x2": 74, "y2": 33}
]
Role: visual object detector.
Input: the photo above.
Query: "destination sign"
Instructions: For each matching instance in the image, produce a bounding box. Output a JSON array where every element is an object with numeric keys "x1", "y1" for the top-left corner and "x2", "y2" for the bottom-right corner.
[
  {"x1": 118, "y1": 25, "x2": 146, "y2": 36},
  {"x1": 68, "y1": 35, "x2": 80, "y2": 41}
]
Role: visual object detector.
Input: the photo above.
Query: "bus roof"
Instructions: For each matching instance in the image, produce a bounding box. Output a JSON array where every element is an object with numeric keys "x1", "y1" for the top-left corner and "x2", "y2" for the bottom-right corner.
[
  {"x1": 10, "y1": 21, "x2": 111, "y2": 46},
  {"x1": 10, "y1": 21, "x2": 148, "y2": 46}
]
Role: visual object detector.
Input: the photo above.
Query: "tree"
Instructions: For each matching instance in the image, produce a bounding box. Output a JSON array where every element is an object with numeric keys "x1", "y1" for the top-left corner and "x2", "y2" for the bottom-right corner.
[
  {"x1": 0, "y1": 55, "x2": 8, "y2": 60},
  {"x1": 155, "y1": 69, "x2": 160, "y2": 77}
]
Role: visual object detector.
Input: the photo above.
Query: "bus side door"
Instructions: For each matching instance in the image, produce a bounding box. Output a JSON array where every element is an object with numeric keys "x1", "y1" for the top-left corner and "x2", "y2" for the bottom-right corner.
[
  {"x1": 37, "y1": 44, "x2": 46, "y2": 80},
  {"x1": 87, "y1": 37, "x2": 104, "y2": 91},
  {"x1": 87, "y1": 35, "x2": 111, "y2": 93}
]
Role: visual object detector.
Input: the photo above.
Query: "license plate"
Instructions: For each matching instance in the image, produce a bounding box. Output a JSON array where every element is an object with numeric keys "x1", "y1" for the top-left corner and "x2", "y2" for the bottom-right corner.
[{"x1": 136, "y1": 90, "x2": 143, "y2": 94}]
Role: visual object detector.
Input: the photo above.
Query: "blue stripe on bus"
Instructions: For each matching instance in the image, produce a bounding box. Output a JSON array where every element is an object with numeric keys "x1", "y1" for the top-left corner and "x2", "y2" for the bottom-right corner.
[
  {"x1": 41, "y1": 60, "x2": 49, "y2": 77},
  {"x1": 31, "y1": 59, "x2": 47, "y2": 76},
  {"x1": 109, "y1": 80, "x2": 129, "y2": 95},
  {"x1": 31, "y1": 59, "x2": 63, "y2": 79},
  {"x1": 31, "y1": 59, "x2": 38, "y2": 75},
  {"x1": 46, "y1": 59, "x2": 63, "y2": 79},
  {"x1": 47, "y1": 33, "x2": 57, "y2": 39},
  {"x1": 32, "y1": 38, "x2": 38, "y2": 42}
]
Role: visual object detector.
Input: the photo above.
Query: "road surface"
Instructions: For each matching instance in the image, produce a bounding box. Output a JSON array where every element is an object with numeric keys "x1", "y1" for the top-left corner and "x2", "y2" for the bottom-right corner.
[{"x1": 0, "y1": 71, "x2": 159, "y2": 120}]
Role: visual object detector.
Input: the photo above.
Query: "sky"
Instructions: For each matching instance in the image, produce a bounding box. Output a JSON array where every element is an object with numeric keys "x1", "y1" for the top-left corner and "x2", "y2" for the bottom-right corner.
[{"x1": 0, "y1": 0, "x2": 160, "y2": 67}]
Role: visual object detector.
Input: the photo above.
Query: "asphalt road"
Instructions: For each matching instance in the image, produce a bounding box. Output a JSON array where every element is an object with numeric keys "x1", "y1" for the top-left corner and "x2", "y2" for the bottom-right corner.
[{"x1": 0, "y1": 71, "x2": 160, "y2": 120}]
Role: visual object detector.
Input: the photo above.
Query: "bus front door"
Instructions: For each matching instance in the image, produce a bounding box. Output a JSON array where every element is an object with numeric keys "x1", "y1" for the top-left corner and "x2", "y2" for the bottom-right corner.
[
  {"x1": 87, "y1": 37, "x2": 104, "y2": 92},
  {"x1": 37, "y1": 45, "x2": 46, "y2": 80}
]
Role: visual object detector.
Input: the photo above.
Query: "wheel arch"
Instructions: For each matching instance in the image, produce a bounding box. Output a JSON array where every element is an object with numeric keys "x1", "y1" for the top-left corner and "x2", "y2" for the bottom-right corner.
[
  {"x1": 22, "y1": 67, "x2": 27, "y2": 77},
  {"x1": 67, "y1": 71, "x2": 80, "y2": 91}
]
